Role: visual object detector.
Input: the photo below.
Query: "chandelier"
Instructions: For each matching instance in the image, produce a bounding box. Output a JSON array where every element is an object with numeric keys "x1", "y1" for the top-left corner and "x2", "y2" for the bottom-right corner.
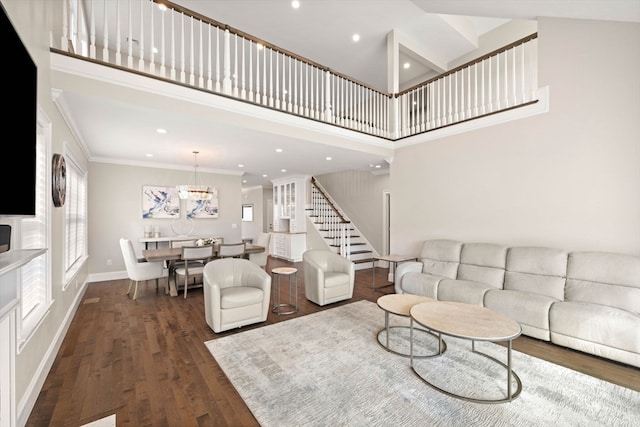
[{"x1": 177, "y1": 151, "x2": 213, "y2": 200}]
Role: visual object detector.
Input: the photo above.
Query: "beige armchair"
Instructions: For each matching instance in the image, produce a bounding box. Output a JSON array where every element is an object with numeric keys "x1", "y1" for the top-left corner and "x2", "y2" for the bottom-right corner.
[
  {"x1": 203, "y1": 258, "x2": 271, "y2": 333},
  {"x1": 303, "y1": 249, "x2": 355, "y2": 306}
]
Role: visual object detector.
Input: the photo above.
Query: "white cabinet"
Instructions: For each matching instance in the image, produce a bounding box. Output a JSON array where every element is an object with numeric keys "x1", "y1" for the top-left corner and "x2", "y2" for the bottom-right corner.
[
  {"x1": 272, "y1": 175, "x2": 309, "y2": 233},
  {"x1": 271, "y1": 175, "x2": 309, "y2": 262},
  {"x1": 271, "y1": 232, "x2": 306, "y2": 262}
]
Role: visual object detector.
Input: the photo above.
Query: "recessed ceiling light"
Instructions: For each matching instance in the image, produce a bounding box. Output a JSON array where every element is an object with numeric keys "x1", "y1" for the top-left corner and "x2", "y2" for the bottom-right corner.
[
  {"x1": 403, "y1": 62, "x2": 411, "y2": 69},
  {"x1": 352, "y1": 34, "x2": 360, "y2": 42},
  {"x1": 238, "y1": 164, "x2": 244, "y2": 168},
  {"x1": 262, "y1": 174, "x2": 268, "y2": 177},
  {"x1": 291, "y1": 1, "x2": 300, "y2": 9},
  {"x1": 275, "y1": 148, "x2": 283, "y2": 152},
  {"x1": 325, "y1": 157, "x2": 332, "y2": 161},
  {"x1": 156, "y1": 128, "x2": 167, "y2": 134},
  {"x1": 281, "y1": 169, "x2": 287, "y2": 173},
  {"x1": 145, "y1": 153, "x2": 153, "y2": 157},
  {"x1": 375, "y1": 165, "x2": 381, "y2": 169},
  {"x1": 242, "y1": 179, "x2": 247, "y2": 183}
]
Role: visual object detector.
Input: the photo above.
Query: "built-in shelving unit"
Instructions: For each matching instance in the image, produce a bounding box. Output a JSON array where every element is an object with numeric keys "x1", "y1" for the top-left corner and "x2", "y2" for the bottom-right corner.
[{"x1": 271, "y1": 175, "x2": 310, "y2": 262}]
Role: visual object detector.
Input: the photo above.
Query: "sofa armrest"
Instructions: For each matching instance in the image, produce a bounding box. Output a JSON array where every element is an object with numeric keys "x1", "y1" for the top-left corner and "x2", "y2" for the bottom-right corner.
[{"x1": 394, "y1": 261, "x2": 423, "y2": 294}]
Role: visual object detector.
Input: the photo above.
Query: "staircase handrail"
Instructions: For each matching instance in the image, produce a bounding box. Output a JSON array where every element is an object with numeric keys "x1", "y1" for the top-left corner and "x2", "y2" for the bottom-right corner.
[{"x1": 310, "y1": 177, "x2": 348, "y2": 224}]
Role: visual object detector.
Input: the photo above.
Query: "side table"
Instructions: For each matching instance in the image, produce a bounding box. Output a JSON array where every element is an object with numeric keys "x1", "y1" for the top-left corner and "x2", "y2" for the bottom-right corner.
[
  {"x1": 271, "y1": 267, "x2": 298, "y2": 315},
  {"x1": 372, "y1": 254, "x2": 417, "y2": 291}
]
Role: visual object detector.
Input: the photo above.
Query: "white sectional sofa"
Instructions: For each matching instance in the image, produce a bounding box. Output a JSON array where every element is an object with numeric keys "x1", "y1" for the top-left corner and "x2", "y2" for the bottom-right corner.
[{"x1": 394, "y1": 239, "x2": 640, "y2": 368}]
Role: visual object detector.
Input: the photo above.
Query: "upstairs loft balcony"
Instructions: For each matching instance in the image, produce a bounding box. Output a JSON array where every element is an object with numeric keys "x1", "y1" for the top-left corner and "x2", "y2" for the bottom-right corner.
[{"x1": 50, "y1": 0, "x2": 542, "y2": 143}]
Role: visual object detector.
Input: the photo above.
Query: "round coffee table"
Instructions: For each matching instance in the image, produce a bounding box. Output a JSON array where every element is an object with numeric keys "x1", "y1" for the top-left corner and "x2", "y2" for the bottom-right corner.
[
  {"x1": 410, "y1": 301, "x2": 522, "y2": 403},
  {"x1": 376, "y1": 294, "x2": 446, "y2": 358}
]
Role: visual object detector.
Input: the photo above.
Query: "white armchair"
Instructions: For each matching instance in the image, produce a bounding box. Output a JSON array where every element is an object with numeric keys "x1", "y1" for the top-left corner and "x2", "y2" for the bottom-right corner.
[
  {"x1": 303, "y1": 250, "x2": 355, "y2": 306},
  {"x1": 203, "y1": 258, "x2": 272, "y2": 333}
]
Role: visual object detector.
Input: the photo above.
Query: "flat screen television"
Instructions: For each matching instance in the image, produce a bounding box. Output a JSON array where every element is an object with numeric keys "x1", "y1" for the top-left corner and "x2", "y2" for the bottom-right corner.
[{"x1": 0, "y1": 3, "x2": 37, "y2": 217}]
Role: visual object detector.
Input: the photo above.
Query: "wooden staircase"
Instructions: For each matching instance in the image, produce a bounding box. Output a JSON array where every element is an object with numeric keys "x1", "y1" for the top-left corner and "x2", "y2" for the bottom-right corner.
[{"x1": 306, "y1": 177, "x2": 375, "y2": 270}]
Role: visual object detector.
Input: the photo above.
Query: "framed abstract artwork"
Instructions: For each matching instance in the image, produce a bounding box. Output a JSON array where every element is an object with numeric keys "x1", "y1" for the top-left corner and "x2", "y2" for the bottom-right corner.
[
  {"x1": 186, "y1": 188, "x2": 219, "y2": 218},
  {"x1": 142, "y1": 185, "x2": 180, "y2": 219}
]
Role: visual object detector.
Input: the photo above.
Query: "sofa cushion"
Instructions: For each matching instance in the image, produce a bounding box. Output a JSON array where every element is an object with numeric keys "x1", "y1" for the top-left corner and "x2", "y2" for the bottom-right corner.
[
  {"x1": 484, "y1": 289, "x2": 556, "y2": 341},
  {"x1": 565, "y1": 252, "x2": 640, "y2": 315},
  {"x1": 504, "y1": 247, "x2": 568, "y2": 301},
  {"x1": 550, "y1": 301, "x2": 640, "y2": 354},
  {"x1": 401, "y1": 272, "x2": 446, "y2": 299},
  {"x1": 456, "y1": 242, "x2": 507, "y2": 288},
  {"x1": 418, "y1": 239, "x2": 463, "y2": 278},
  {"x1": 437, "y1": 279, "x2": 492, "y2": 305}
]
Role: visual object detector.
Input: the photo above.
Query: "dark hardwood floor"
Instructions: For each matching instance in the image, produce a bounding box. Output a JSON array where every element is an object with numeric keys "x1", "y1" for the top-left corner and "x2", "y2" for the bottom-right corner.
[{"x1": 26, "y1": 257, "x2": 639, "y2": 426}]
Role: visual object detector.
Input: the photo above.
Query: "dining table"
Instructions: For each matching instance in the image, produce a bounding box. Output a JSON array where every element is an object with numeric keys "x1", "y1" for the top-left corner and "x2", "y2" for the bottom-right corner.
[{"x1": 142, "y1": 244, "x2": 265, "y2": 297}]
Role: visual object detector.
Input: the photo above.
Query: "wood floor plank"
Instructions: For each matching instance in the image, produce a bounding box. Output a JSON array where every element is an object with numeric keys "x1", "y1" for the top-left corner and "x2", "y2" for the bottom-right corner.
[{"x1": 25, "y1": 257, "x2": 639, "y2": 426}]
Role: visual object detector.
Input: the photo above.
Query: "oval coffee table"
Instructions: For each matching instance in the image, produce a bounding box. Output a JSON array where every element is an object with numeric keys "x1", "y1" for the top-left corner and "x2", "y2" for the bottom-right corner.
[
  {"x1": 410, "y1": 300, "x2": 522, "y2": 403},
  {"x1": 376, "y1": 294, "x2": 446, "y2": 358}
]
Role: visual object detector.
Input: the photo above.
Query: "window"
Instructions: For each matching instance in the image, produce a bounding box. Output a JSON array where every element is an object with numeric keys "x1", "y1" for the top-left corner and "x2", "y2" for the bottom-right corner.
[
  {"x1": 18, "y1": 107, "x2": 51, "y2": 349},
  {"x1": 63, "y1": 146, "x2": 87, "y2": 288},
  {"x1": 242, "y1": 204, "x2": 254, "y2": 222}
]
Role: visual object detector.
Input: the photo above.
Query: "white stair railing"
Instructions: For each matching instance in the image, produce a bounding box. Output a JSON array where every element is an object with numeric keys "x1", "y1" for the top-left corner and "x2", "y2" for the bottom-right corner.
[{"x1": 53, "y1": 0, "x2": 538, "y2": 140}]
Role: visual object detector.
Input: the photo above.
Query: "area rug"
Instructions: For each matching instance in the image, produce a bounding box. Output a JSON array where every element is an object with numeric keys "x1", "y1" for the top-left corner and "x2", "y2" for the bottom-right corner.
[{"x1": 205, "y1": 300, "x2": 639, "y2": 427}]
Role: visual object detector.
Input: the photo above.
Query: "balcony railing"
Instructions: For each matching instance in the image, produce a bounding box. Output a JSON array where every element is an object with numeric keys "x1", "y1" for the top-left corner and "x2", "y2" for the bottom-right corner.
[{"x1": 52, "y1": 0, "x2": 538, "y2": 140}]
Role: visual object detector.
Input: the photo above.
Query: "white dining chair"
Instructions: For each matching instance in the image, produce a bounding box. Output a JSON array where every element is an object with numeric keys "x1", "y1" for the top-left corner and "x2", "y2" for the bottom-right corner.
[
  {"x1": 249, "y1": 232, "x2": 271, "y2": 268},
  {"x1": 120, "y1": 238, "x2": 167, "y2": 300},
  {"x1": 218, "y1": 242, "x2": 246, "y2": 258},
  {"x1": 174, "y1": 245, "x2": 215, "y2": 298}
]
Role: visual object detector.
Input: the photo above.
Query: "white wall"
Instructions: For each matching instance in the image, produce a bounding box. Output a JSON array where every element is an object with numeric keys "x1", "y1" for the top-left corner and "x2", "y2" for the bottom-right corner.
[
  {"x1": 1, "y1": 0, "x2": 92, "y2": 422},
  {"x1": 390, "y1": 18, "x2": 640, "y2": 257},
  {"x1": 89, "y1": 162, "x2": 243, "y2": 276},
  {"x1": 315, "y1": 171, "x2": 390, "y2": 253}
]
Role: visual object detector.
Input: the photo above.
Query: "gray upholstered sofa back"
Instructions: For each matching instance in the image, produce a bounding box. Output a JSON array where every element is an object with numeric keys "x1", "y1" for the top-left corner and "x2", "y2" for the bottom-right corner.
[
  {"x1": 456, "y1": 242, "x2": 508, "y2": 289},
  {"x1": 505, "y1": 247, "x2": 568, "y2": 301},
  {"x1": 565, "y1": 251, "x2": 640, "y2": 315},
  {"x1": 418, "y1": 239, "x2": 462, "y2": 279}
]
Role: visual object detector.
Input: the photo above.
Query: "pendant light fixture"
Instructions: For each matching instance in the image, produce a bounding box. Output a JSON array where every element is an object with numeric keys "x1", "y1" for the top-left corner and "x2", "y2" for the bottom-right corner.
[{"x1": 177, "y1": 151, "x2": 213, "y2": 200}]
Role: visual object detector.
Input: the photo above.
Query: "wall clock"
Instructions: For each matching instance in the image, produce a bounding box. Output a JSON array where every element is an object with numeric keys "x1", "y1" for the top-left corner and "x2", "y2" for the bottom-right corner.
[{"x1": 52, "y1": 153, "x2": 66, "y2": 207}]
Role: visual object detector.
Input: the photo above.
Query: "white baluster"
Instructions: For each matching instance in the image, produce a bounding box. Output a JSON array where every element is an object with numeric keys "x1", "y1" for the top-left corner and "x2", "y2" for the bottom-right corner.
[
  {"x1": 149, "y1": 0, "x2": 155, "y2": 74},
  {"x1": 180, "y1": 13, "x2": 186, "y2": 83},
  {"x1": 512, "y1": 46, "x2": 517, "y2": 106},
  {"x1": 206, "y1": 24, "x2": 212, "y2": 90},
  {"x1": 89, "y1": 0, "x2": 96, "y2": 59},
  {"x1": 61, "y1": 0, "x2": 69, "y2": 51},
  {"x1": 138, "y1": 0, "x2": 144, "y2": 71},
  {"x1": 232, "y1": 33, "x2": 238, "y2": 97},
  {"x1": 115, "y1": 0, "x2": 121, "y2": 65},
  {"x1": 170, "y1": 11, "x2": 176, "y2": 81},
  {"x1": 127, "y1": 0, "x2": 133, "y2": 68},
  {"x1": 215, "y1": 29, "x2": 220, "y2": 92},
  {"x1": 188, "y1": 16, "x2": 195, "y2": 86},
  {"x1": 240, "y1": 36, "x2": 246, "y2": 99},
  {"x1": 197, "y1": 20, "x2": 203, "y2": 88},
  {"x1": 159, "y1": 3, "x2": 165, "y2": 77},
  {"x1": 101, "y1": 0, "x2": 108, "y2": 62},
  {"x1": 262, "y1": 46, "x2": 268, "y2": 105},
  {"x1": 223, "y1": 29, "x2": 231, "y2": 94},
  {"x1": 274, "y1": 51, "x2": 280, "y2": 109},
  {"x1": 521, "y1": 43, "x2": 526, "y2": 103},
  {"x1": 495, "y1": 53, "x2": 501, "y2": 110},
  {"x1": 248, "y1": 41, "x2": 253, "y2": 102}
]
